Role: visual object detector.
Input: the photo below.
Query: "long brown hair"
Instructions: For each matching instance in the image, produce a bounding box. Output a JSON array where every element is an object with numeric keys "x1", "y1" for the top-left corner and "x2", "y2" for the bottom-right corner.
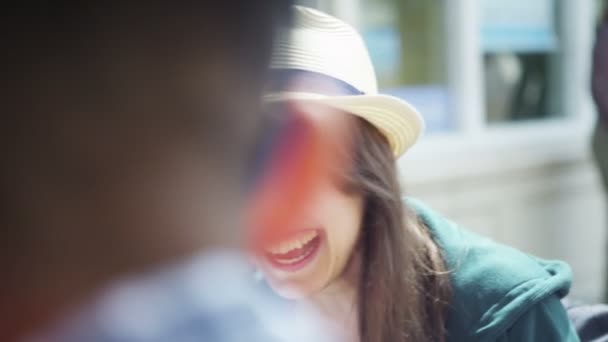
[{"x1": 343, "y1": 117, "x2": 451, "y2": 342}]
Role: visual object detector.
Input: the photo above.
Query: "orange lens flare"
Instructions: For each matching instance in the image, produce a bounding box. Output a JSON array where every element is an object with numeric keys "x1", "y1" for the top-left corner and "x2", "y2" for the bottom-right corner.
[{"x1": 246, "y1": 102, "x2": 350, "y2": 255}]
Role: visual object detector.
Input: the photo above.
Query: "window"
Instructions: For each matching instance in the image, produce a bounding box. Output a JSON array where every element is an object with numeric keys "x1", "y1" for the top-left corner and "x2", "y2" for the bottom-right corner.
[
  {"x1": 358, "y1": 0, "x2": 451, "y2": 133},
  {"x1": 480, "y1": 0, "x2": 564, "y2": 124},
  {"x1": 296, "y1": 0, "x2": 592, "y2": 148},
  {"x1": 298, "y1": 0, "x2": 452, "y2": 133}
]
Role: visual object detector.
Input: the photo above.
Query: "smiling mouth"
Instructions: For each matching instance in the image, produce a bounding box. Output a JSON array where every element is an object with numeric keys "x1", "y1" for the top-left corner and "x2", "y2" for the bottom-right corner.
[{"x1": 264, "y1": 229, "x2": 322, "y2": 271}]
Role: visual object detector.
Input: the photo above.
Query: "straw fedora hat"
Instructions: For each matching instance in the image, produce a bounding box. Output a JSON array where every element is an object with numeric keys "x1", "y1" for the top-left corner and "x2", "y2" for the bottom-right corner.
[{"x1": 264, "y1": 6, "x2": 424, "y2": 158}]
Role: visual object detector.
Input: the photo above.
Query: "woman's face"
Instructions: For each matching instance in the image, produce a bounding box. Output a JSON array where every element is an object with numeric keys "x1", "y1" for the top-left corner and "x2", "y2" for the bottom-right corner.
[
  {"x1": 252, "y1": 103, "x2": 364, "y2": 299},
  {"x1": 255, "y1": 180, "x2": 364, "y2": 299}
]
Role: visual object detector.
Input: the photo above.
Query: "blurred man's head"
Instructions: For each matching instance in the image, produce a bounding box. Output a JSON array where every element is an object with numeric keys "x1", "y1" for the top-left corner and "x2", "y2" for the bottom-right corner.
[{"x1": 1, "y1": 2, "x2": 290, "y2": 339}]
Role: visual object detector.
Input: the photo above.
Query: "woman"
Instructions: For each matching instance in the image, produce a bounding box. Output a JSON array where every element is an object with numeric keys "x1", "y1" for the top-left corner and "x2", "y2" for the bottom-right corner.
[{"x1": 254, "y1": 6, "x2": 579, "y2": 342}]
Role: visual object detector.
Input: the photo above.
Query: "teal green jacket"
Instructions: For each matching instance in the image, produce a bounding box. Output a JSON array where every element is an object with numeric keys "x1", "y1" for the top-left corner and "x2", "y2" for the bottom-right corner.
[{"x1": 410, "y1": 199, "x2": 580, "y2": 341}]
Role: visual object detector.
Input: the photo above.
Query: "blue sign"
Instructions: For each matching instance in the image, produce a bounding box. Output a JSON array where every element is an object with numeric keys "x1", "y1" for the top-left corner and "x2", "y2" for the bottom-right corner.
[
  {"x1": 362, "y1": 26, "x2": 402, "y2": 82},
  {"x1": 480, "y1": 0, "x2": 558, "y2": 53},
  {"x1": 384, "y1": 86, "x2": 453, "y2": 133}
]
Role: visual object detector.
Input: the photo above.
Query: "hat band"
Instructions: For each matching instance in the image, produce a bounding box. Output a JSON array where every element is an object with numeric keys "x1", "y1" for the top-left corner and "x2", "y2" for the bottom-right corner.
[{"x1": 266, "y1": 69, "x2": 364, "y2": 97}]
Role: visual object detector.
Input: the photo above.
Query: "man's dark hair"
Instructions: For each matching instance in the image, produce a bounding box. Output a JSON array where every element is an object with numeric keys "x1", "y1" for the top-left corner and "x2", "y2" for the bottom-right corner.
[{"x1": 1, "y1": 3, "x2": 291, "y2": 340}]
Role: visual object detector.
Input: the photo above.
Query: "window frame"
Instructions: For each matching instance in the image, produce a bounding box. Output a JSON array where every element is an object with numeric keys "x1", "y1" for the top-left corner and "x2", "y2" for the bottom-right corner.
[{"x1": 298, "y1": 0, "x2": 596, "y2": 184}]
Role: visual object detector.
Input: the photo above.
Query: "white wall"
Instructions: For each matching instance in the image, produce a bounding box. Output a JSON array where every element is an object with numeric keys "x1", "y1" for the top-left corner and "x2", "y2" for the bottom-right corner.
[{"x1": 400, "y1": 135, "x2": 607, "y2": 303}]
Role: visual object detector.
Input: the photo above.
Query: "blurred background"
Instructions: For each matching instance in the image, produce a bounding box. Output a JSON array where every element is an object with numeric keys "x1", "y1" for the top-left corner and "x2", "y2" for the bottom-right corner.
[{"x1": 297, "y1": 0, "x2": 607, "y2": 303}]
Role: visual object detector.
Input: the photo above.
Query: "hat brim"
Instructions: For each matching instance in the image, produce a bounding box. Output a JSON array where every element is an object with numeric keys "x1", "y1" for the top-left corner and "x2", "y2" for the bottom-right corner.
[{"x1": 263, "y1": 92, "x2": 424, "y2": 158}]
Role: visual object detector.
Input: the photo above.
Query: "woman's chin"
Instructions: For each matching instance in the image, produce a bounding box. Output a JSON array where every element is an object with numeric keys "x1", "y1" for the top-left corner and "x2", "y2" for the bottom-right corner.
[
  {"x1": 269, "y1": 283, "x2": 311, "y2": 300},
  {"x1": 267, "y1": 279, "x2": 323, "y2": 300}
]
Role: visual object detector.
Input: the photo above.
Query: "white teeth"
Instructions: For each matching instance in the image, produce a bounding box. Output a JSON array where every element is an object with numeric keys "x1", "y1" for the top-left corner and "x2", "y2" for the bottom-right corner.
[
  {"x1": 281, "y1": 242, "x2": 291, "y2": 253},
  {"x1": 265, "y1": 230, "x2": 319, "y2": 255},
  {"x1": 273, "y1": 253, "x2": 308, "y2": 265}
]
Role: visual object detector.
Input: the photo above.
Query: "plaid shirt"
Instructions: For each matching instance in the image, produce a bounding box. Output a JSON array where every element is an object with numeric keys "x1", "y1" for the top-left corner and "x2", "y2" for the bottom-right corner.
[
  {"x1": 593, "y1": 23, "x2": 608, "y2": 123},
  {"x1": 28, "y1": 251, "x2": 329, "y2": 342}
]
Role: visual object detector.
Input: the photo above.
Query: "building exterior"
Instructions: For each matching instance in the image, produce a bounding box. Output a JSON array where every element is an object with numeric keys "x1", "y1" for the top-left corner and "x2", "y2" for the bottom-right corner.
[{"x1": 300, "y1": 0, "x2": 607, "y2": 302}]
